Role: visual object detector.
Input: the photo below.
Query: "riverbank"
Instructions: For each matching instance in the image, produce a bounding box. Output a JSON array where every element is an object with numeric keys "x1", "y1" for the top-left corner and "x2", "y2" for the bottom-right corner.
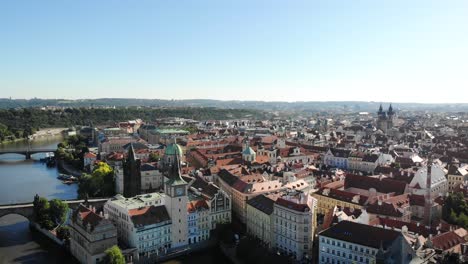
[
  {"x1": 0, "y1": 128, "x2": 65, "y2": 145},
  {"x1": 0, "y1": 214, "x2": 78, "y2": 264},
  {"x1": 58, "y1": 159, "x2": 83, "y2": 177}
]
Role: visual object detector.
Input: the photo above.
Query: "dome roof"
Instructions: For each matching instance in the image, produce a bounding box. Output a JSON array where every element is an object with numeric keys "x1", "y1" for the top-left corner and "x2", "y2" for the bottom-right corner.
[{"x1": 165, "y1": 143, "x2": 183, "y2": 156}]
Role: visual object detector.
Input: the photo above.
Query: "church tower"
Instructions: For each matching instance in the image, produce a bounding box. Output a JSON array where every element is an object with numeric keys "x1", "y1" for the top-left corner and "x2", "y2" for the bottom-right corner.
[
  {"x1": 123, "y1": 143, "x2": 141, "y2": 198},
  {"x1": 164, "y1": 153, "x2": 188, "y2": 249},
  {"x1": 424, "y1": 158, "x2": 433, "y2": 226},
  {"x1": 387, "y1": 104, "x2": 395, "y2": 130}
]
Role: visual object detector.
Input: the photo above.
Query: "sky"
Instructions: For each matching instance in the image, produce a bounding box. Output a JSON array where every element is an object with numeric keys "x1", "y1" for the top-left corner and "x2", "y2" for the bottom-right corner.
[{"x1": 0, "y1": 1, "x2": 467, "y2": 103}]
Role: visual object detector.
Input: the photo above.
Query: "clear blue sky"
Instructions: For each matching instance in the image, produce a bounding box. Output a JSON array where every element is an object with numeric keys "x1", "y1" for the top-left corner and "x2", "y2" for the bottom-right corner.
[{"x1": 1, "y1": 0, "x2": 467, "y2": 103}]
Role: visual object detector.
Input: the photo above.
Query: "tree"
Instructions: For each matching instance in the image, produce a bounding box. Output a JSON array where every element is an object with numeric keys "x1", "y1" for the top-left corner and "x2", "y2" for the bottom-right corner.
[
  {"x1": 56, "y1": 226, "x2": 71, "y2": 241},
  {"x1": 77, "y1": 162, "x2": 115, "y2": 198},
  {"x1": 104, "y1": 245, "x2": 125, "y2": 264},
  {"x1": 443, "y1": 193, "x2": 468, "y2": 228},
  {"x1": 32, "y1": 195, "x2": 54, "y2": 230},
  {"x1": 49, "y1": 199, "x2": 69, "y2": 225}
]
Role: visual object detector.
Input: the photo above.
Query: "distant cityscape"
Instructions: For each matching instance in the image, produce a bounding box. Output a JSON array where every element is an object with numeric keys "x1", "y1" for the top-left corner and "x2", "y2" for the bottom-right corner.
[{"x1": 2, "y1": 103, "x2": 468, "y2": 264}]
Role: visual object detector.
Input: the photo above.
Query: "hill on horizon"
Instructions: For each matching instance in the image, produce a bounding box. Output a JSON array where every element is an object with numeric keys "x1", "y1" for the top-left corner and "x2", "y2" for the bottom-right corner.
[{"x1": 1, "y1": 98, "x2": 467, "y2": 112}]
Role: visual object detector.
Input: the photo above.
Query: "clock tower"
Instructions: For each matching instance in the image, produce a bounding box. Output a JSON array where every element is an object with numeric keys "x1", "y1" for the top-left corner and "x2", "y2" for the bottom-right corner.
[{"x1": 164, "y1": 153, "x2": 188, "y2": 249}]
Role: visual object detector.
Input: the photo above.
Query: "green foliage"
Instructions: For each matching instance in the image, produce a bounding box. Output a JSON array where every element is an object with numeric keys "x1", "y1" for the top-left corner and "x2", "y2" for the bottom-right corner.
[
  {"x1": 32, "y1": 195, "x2": 55, "y2": 230},
  {"x1": 56, "y1": 226, "x2": 71, "y2": 241},
  {"x1": 104, "y1": 245, "x2": 125, "y2": 264},
  {"x1": 49, "y1": 199, "x2": 69, "y2": 225},
  {"x1": 148, "y1": 152, "x2": 160, "y2": 162},
  {"x1": 55, "y1": 135, "x2": 89, "y2": 170},
  {"x1": 442, "y1": 193, "x2": 468, "y2": 228},
  {"x1": 0, "y1": 107, "x2": 267, "y2": 143},
  {"x1": 78, "y1": 162, "x2": 115, "y2": 198},
  {"x1": 183, "y1": 126, "x2": 198, "y2": 134}
]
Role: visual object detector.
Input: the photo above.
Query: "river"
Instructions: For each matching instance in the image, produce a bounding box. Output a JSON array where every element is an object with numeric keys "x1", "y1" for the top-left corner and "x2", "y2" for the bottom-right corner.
[
  {"x1": 0, "y1": 136, "x2": 228, "y2": 264},
  {"x1": 0, "y1": 136, "x2": 80, "y2": 263}
]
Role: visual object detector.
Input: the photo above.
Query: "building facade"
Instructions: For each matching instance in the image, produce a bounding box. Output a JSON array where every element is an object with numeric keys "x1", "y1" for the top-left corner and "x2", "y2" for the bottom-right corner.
[{"x1": 69, "y1": 204, "x2": 118, "y2": 264}]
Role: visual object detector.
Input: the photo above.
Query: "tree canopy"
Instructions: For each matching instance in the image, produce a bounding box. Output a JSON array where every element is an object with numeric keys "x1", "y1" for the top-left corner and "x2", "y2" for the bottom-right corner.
[
  {"x1": 442, "y1": 192, "x2": 468, "y2": 228},
  {"x1": 104, "y1": 245, "x2": 125, "y2": 264},
  {"x1": 78, "y1": 162, "x2": 115, "y2": 198}
]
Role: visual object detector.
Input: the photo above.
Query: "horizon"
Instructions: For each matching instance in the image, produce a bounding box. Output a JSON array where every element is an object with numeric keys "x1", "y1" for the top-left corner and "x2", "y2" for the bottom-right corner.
[
  {"x1": 2, "y1": 97, "x2": 468, "y2": 105},
  {"x1": 1, "y1": 1, "x2": 468, "y2": 103}
]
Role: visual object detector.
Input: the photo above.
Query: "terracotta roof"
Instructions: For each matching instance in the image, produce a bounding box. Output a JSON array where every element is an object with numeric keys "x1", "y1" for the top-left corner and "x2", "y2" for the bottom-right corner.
[
  {"x1": 187, "y1": 199, "x2": 209, "y2": 213},
  {"x1": 344, "y1": 174, "x2": 407, "y2": 195},
  {"x1": 316, "y1": 188, "x2": 368, "y2": 206},
  {"x1": 320, "y1": 220, "x2": 402, "y2": 249},
  {"x1": 72, "y1": 204, "x2": 106, "y2": 231},
  {"x1": 431, "y1": 231, "x2": 465, "y2": 251},
  {"x1": 275, "y1": 197, "x2": 310, "y2": 212},
  {"x1": 409, "y1": 194, "x2": 425, "y2": 207},
  {"x1": 84, "y1": 152, "x2": 97, "y2": 159},
  {"x1": 374, "y1": 217, "x2": 431, "y2": 237},
  {"x1": 130, "y1": 205, "x2": 170, "y2": 227}
]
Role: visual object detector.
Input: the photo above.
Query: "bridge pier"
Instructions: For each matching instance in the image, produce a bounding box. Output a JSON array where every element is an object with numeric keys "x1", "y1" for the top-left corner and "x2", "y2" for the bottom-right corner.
[{"x1": 25, "y1": 152, "x2": 31, "y2": 160}]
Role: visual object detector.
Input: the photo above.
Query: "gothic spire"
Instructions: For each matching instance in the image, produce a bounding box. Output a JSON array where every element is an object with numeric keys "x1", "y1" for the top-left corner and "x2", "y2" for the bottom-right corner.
[{"x1": 388, "y1": 103, "x2": 394, "y2": 115}]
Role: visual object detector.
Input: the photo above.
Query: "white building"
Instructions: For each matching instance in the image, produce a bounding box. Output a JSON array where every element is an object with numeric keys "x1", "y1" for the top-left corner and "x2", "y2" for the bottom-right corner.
[
  {"x1": 273, "y1": 191, "x2": 317, "y2": 261},
  {"x1": 128, "y1": 205, "x2": 172, "y2": 256},
  {"x1": 323, "y1": 149, "x2": 350, "y2": 169},
  {"x1": 140, "y1": 163, "x2": 164, "y2": 191},
  {"x1": 187, "y1": 199, "x2": 211, "y2": 245},
  {"x1": 69, "y1": 204, "x2": 118, "y2": 264},
  {"x1": 409, "y1": 162, "x2": 448, "y2": 199},
  {"x1": 104, "y1": 193, "x2": 165, "y2": 244},
  {"x1": 318, "y1": 220, "x2": 415, "y2": 264}
]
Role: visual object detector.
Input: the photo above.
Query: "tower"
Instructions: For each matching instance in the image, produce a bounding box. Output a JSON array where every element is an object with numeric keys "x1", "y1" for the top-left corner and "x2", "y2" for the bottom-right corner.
[
  {"x1": 123, "y1": 143, "x2": 141, "y2": 197},
  {"x1": 387, "y1": 104, "x2": 395, "y2": 130},
  {"x1": 162, "y1": 139, "x2": 183, "y2": 170},
  {"x1": 164, "y1": 153, "x2": 188, "y2": 248},
  {"x1": 424, "y1": 158, "x2": 433, "y2": 226}
]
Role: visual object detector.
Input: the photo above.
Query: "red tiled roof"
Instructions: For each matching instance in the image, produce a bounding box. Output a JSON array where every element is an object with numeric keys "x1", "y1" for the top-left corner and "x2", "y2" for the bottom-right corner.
[
  {"x1": 84, "y1": 152, "x2": 97, "y2": 159},
  {"x1": 275, "y1": 197, "x2": 310, "y2": 212},
  {"x1": 374, "y1": 217, "x2": 431, "y2": 237},
  {"x1": 431, "y1": 231, "x2": 465, "y2": 251},
  {"x1": 345, "y1": 174, "x2": 407, "y2": 195},
  {"x1": 187, "y1": 199, "x2": 209, "y2": 213},
  {"x1": 320, "y1": 221, "x2": 401, "y2": 249}
]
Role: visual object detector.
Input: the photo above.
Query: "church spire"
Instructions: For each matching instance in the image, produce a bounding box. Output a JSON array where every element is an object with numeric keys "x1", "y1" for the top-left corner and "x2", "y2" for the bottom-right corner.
[
  {"x1": 378, "y1": 103, "x2": 383, "y2": 113},
  {"x1": 388, "y1": 103, "x2": 394, "y2": 115}
]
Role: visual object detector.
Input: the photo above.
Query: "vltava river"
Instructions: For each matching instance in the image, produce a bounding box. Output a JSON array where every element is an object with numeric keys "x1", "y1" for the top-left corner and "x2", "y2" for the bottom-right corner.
[{"x1": 0, "y1": 136, "x2": 79, "y2": 263}]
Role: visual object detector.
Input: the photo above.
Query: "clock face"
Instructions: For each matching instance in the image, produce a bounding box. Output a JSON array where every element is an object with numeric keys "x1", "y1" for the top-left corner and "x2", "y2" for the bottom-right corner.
[{"x1": 175, "y1": 187, "x2": 184, "y2": 196}]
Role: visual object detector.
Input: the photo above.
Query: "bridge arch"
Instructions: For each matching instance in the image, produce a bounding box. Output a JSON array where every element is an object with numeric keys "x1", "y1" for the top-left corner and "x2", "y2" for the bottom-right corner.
[{"x1": 0, "y1": 210, "x2": 33, "y2": 221}]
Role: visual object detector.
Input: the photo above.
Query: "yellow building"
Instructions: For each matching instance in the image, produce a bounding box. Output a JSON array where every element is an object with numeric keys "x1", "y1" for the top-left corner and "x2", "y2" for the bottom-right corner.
[
  {"x1": 448, "y1": 165, "x2": 468, "y2": 192},
  {"x1": 246, "y1": 194, "x2": 276, "y2": 247},
  {"x1": 312, "y1": 188, "x2": 365, "y2": 224}
]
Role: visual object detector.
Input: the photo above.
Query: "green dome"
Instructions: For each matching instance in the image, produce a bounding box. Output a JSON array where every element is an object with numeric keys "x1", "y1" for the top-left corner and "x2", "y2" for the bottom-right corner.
[{"x1": 165, "y1": 143, "x2": 183, "y2": 156}]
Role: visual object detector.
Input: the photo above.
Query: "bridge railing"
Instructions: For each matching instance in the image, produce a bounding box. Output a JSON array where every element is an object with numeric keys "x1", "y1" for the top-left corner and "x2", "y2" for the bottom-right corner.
[{"x1": 0, "y1": 198, "x2": 111, "y2": 208}]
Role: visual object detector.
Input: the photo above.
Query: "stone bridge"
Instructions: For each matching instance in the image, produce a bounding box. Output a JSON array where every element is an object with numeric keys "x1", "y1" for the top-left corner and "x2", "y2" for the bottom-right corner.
[
  {"x1": 0, "y1": 148, "x2": 56, "y2": 159},
  {"x1": 0, "y1": 198, "x2": 110, "y2": 221}
]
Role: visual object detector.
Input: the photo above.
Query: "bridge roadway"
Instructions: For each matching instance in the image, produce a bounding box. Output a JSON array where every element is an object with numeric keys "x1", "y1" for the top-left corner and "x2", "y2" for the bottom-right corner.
[
  {"x1": 0, "y1": 148, "x2": 56, "y2": 159},
  {"x1": 0, "y1": 198, "x2": 110, "y2": 220}
]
